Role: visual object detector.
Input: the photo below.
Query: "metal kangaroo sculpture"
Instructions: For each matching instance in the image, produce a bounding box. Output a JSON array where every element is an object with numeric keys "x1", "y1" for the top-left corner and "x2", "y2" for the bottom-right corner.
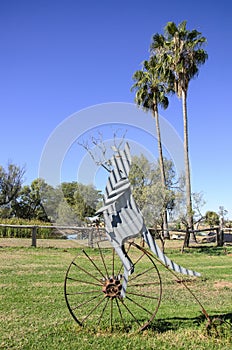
[
  {"x1": 96, "y1": 142, "x2": 200, "y2": 297},
  {"x1": 64, "y1": 142, "x2": 219, "y2": 332}
]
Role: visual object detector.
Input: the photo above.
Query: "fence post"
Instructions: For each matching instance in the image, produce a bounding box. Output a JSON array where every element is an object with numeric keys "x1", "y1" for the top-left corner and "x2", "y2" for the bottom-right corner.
[
  {"x1": 218, "y1": 219, "x2": 224, "y2": 247},
  {"x1": 215, "y1": 218, "x2": 224, "y2": 247},
  {"x1": 32, "y1": 226, "x2": 37, "y2": 247},
  {"x1": 88, "y1": 228, "x2": 94, "y2": 248}
]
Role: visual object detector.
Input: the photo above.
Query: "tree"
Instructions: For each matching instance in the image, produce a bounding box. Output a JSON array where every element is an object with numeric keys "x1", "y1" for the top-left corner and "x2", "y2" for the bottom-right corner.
[
  {"x1": 131, "y1": 56, "x2": 171, "y2": 238},
  {"x1": 172, "y1": 179, "x2": 206, "y2": 231},
  {"x1": 129, "y1": 154, "x2": 156, "y2": 210},
  {"x1": 129, "y1": 155, "x2": 176, "y2": 233},
  {"x1": 218, "y1": 206, "x2": 228, "y2": 222},
  {"x1": 75, "y1": 183, "x2": 102, "y2": 218},
  {"x1": 40, "y1": 183, "x2": 63, "y2": 222},
  {"x1": 60, "y1": 182, "x2": 79, "y2": 207},
  {"x1": 56, "y1": 200, "x2": 81, "y2": 226},
  {"x1": 12, "y1": 178, "x2": 51, "y2": 221},
  {"x1": 0, "y1": 163, "x2": 25, "y2": 217},
  {"x1": 151, "y1": 21, "x2": 208, "y2": 245},
  {"x1": 205, "y1": 211, "x2": 220, "y2": 227},
  {"x1": 59, "y1": 182, "x2": 101, "y2": 223}
]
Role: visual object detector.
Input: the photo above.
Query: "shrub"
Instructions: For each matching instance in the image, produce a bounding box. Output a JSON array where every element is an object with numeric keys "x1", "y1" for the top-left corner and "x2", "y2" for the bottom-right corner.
[{"x1": 0, "y1": 218, "x2": 56, "y2": 238}]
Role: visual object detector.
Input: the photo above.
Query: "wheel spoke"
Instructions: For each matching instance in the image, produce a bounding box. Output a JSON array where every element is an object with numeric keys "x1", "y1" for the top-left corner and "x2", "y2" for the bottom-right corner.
[
  {"x1": 72, "y1": 294, "x2": 102, "y2": 311},
  {"x1": 125, "y1": 295, "x2": 153, "y2": 316},
  {"x1": 97, "y1": 242, "x2": 110, "y2": 278},
  {"x1": 119, "y1": 299, "x2": 141, "y2": 326},
  {"x1": 126, "y1": 291, "x2": 159, "y2": 300},
  {"x1": 66, "y1": 289, "x2": 100, "y2": 296},
  {"x1": 112, "y1": 248, "x2": 115, "y2": 277},
  {"x1": 64, "y1": 242, "x2": 162, "y2": 331},
  {"x1": 67, "y1": 276, "x2": 102, "y2": 287},
  {"x1": 129, "y1": 281, "x2": 159, "y2": 287},
  {"x1": 71, "y1": 261, "x2": 102, "y2": 284},
  {"x1": 82, "y1": 249, "x2": 106, "y2": 279},
  {"x1": 110, "y1": 298, "x2": 113, "y2": 330},
  {"x1": 115, "y1": 297, "x2": 126, "y2": 329},
  {"x1": 129, "y1": 266, "x2": 155, "y2": 282},
  {"x1": 132, "y1": 251, "x2": 146, "y2": 266},
  {"x1": 81, "y1": 296, "x2": 107, "y2": 323},
  {"x1": 96, "y1": 297, "x2": 110, "y2": 325}
]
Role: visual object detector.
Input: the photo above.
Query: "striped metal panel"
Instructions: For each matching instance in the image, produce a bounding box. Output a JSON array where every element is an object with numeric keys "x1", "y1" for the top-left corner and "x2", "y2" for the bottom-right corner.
[
  {"x1": 143, "y1": 228, "x2": 201, "y2": 277},
  {"x1": 97, "y1": 143, "x2": 201, "y2": 291}
]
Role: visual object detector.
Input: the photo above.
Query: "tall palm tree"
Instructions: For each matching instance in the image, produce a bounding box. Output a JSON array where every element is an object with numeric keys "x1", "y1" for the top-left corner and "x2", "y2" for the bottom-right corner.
[
  {"x1": 131, "y1": 56, "x2": 171, "y2": 239},
  {"x1": 151, "y1": 21, "x2": 208, "y2": 244}
]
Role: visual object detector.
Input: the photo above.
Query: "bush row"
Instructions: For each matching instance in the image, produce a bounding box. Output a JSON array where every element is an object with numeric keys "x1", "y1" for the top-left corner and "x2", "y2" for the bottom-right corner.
[{"x1": 0, "y1": 218, "x2": 59, "y2": 239}]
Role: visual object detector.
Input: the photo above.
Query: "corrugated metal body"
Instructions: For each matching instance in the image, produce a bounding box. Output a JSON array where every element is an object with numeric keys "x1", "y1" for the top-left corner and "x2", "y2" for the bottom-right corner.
[{"x1": 96, "y1": 143, "x2": 200, "y2": 297}]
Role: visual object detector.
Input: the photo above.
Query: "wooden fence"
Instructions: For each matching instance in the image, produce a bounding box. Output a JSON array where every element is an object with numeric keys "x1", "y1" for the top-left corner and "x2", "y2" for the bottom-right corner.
[
  {"x1": 0, "y1": 223, "x2": 231, "y2": 248},
  {"x1": 0, "y1": 224, "x2": 106, "y2": 248}
]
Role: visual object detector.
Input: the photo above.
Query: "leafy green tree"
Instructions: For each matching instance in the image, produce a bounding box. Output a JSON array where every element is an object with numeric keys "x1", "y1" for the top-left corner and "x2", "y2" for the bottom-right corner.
[
  {"x1": 205, "y1": 211, "x2": 220, "y2": 227},
  {"x1": 0, "y1": 163, "x2": 25, "y2": 205},
  {"x1": 129, "y1": 155, "x2": 176, "y2": 230},
  {"x1": 61, "y1": 182, "x2": 78, "y2": 206},
  {"x1": 40, "y1": 183, "x2": 63, "y2": 222},
  {"x1": 150, "y1": 21, "x2": 208, "y2": 245},
  {"x1": 173, "y1": 188, "x2": 205, "y2": 230},
  {"x1": 56, "y1": 200, "x2": 81, "y2": 226},
  {"x1": 12, "y1": 178, "x2": 51, "y2": 221},
  {"x1": 59, "y1": 182, "x2": 101, "y2": 223},
  {"x1": 129, "y1": 154, "x2": 157, "y2": 209},
  {"x1": 131, "y1": 57, "x2": 171, "y2": 238},
  {"x1": 75, "y1": 183, "x2": 102, "y2": 220},
  {"x1": 0, "y1": 163, "x2": 25, "y2": 217}
]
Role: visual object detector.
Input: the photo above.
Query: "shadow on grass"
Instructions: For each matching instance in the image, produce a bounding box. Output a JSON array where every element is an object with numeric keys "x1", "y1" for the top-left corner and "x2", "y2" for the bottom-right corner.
[
  {"x1": 149, "y1": 313, "x2": 232, "y2": 333},
  {"x1": 74, "y1": 313, "x2": 232, "y2": 335}
]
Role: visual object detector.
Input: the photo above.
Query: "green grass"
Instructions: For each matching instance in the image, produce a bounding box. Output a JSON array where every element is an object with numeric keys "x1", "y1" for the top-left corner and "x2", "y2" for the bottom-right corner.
[{"x1": 0, "y1": 241, "x2": 232, "y2": 350}]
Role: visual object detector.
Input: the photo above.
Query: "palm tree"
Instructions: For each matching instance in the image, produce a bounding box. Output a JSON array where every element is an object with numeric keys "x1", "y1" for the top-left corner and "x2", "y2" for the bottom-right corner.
[
  {"x1": 131, "y1": 56, "x2": 171, "y2": 239},
  {"x1": 151, "y1": 21, "x2": 208, "y2": 245}
]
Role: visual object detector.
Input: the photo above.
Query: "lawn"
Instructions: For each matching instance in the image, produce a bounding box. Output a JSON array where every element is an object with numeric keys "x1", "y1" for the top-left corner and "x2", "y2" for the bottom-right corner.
[{"x1": 0, "y1": 239, "x2": 231, "y2": 350}]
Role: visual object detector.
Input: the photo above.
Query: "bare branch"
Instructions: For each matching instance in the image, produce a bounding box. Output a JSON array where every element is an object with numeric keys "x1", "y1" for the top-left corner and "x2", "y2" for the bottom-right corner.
[{"x1": 77, "y1": 129, "x2": 127, "y2": 172}]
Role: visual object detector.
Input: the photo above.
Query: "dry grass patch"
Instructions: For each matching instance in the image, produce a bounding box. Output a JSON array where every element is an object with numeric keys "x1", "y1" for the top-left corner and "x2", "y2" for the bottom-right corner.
[{"x1": 214, "y1": 281, "x2": 232, "y2": 289}]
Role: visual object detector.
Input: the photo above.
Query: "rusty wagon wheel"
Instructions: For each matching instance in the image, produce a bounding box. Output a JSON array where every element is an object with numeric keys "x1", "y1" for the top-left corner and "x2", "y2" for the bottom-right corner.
[{"x1": 64, "y1": 241, "x2": 162, "y2": 332}]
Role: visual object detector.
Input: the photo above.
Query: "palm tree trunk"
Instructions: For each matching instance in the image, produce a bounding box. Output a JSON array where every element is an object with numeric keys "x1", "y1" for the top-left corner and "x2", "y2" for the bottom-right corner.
[
  {"x1": 153, "y1": 108, "x2": 170, "y2": 239},
  {"x1": 182, "y1": 90, "x2": 196, "y2": 245}
]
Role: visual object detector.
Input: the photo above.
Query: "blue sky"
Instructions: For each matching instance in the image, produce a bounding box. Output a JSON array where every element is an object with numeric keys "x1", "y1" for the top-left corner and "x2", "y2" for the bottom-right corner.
[{"x1": 0, "y1": 0, "x2": 232, "y2": 217}]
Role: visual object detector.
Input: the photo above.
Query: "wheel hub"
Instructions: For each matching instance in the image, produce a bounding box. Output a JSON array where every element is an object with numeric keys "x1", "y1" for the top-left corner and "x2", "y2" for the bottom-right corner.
[{"x1": 102, "y1": 275, "x2": 123, "y2": 298}]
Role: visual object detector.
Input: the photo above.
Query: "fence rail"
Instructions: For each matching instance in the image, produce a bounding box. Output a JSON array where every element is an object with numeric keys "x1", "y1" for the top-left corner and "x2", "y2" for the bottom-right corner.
[
  {"x1": 0, "y1": 224, "x2": 231, "y2": 248},
  {"x1": 0, "y1": 224, "x2": 106, "y2": 247}
]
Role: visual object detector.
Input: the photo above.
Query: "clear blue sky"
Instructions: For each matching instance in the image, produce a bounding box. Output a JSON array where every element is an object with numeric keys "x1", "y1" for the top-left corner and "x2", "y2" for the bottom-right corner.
[{"x1": 0, "y1": 0, "x2": 232, "y2": 217}]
